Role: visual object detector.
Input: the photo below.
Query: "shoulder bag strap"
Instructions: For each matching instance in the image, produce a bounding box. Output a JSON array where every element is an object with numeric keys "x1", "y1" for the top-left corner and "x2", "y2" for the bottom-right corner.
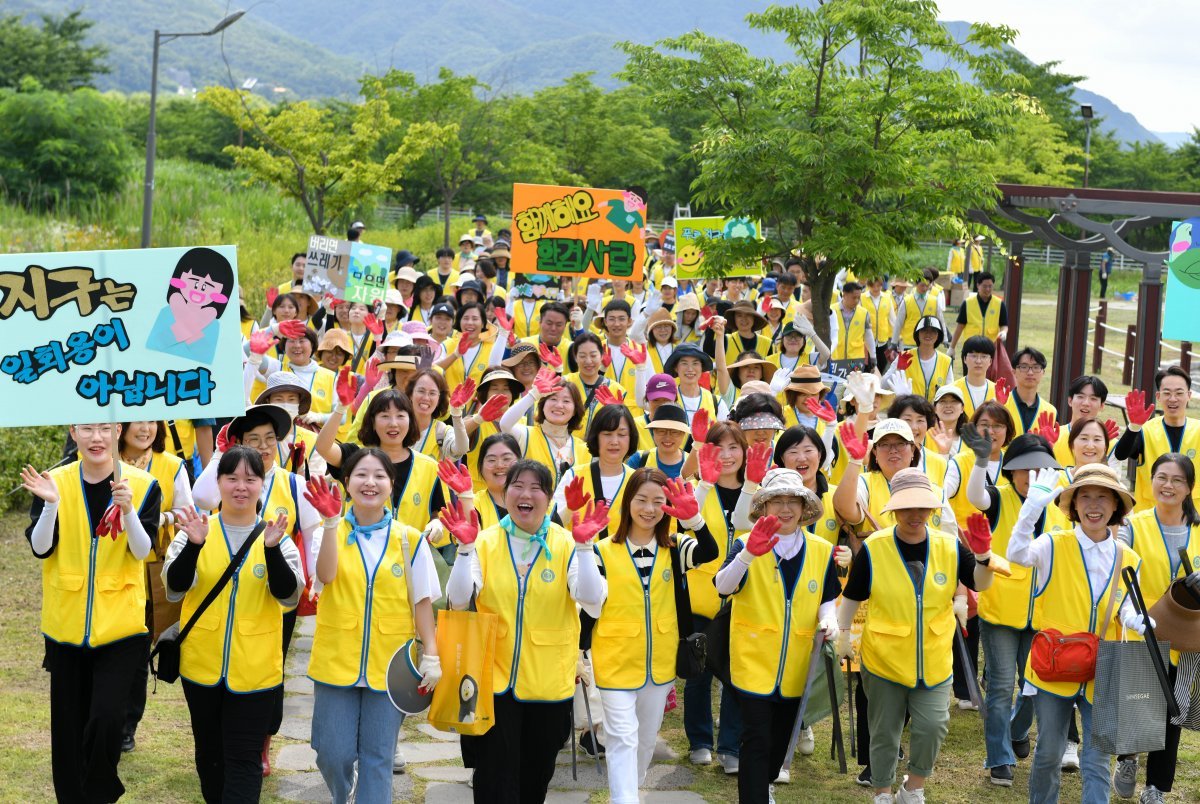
[
  {"x1": 176, "y1": 520, "x2": 266, "y2": 644},
  {"x1": 1097, "y1": 542, "x2": 1124, "y2": 641},
  {"x1": 669, "y1": 541, "x2": 696, "y2": 636},
  {"x1": 396, "y1": 524, "x2": 419, "y2": 628}
]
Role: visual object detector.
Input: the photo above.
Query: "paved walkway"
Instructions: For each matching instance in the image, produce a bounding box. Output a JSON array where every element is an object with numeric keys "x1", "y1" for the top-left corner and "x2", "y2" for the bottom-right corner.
[{"x1": 271, "y1": 616, "x2": 708, "y2": 802}]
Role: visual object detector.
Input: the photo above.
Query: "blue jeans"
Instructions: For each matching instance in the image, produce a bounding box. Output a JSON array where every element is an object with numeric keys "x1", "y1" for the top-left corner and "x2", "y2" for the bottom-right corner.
[
  {"x1": 311, "y1": 683, "x2": 403, "y2": 804},
  {"x1": 979, "y1": 622, "x2": 1035, "y2": 769},
  {"x1": 682, "y1": 616, "x2": 741, "y2": 756},
  {"x1": 1029, "y1": 692, "x2": 1110, "y2": 804}
]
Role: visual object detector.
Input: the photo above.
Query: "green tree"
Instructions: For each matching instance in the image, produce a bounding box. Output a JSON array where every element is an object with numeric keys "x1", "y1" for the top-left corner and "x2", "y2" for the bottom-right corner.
[
  {"x1": 621, "y1": 0, "x2": 1019, "y2": 343},
  {"x1": 121, "y1": 95, "x2": 244, "y2": 169},
  {"x1": 1177, "y1": 128, "x2": 1200, "y2": 185},
  {"x1": 201, "y1": 87, "x2": 445, "y2": 235},
  {"x1": 0, "y1": 11, "x2": 109, "y2": 91},
  {"x1": 0, "y1": 86, "x2": 128, "y2": 209}
]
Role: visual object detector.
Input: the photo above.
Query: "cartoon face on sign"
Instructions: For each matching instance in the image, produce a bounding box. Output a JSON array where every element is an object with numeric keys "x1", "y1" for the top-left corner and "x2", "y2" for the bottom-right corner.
[
  {"x1": 145, "y1": 247, "x2": 233, "y2": 365},
  {"x1": 1169, "y1": 218, "x2": 1200, "y2": 290}
]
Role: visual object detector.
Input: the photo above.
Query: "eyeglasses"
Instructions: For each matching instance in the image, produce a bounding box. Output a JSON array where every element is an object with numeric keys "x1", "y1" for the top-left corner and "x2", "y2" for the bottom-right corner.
[
  {"x1": 1152, "y1": 474, "x2": 1188, "y2": 487},
  {"x1": 75, "y1": 425, "x2": 115, "y2": 437},
  {"x1": 1015, "y1": 364, "x2": 1044, "y2": 374},
  {"x1": 966, "y1": 354, "x2": 991, "y2": 362},
  {"x1": 242, "y1": 435, "x2": 278, "y2": 449},
  {"x1": 875, "y1": 442, "x2": 912, "y2": 453}
]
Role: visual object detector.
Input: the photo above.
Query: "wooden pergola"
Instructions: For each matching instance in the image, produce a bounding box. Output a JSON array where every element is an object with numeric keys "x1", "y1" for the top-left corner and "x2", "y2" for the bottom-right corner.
[{"x1": 968, "y1": 184, "x2": 1200, "y2": 417}]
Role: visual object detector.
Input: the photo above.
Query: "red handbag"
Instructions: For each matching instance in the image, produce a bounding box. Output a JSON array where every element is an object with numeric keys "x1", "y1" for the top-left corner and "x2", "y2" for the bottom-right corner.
[{"x1": 1030, "y1": 544, "x2": 1123, "y2": 683}]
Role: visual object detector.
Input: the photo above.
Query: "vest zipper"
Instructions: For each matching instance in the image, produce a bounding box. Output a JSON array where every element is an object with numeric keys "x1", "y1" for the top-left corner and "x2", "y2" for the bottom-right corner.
[
  {"x1": 509, "y1": 566, "x2": 530, "y2": 693},
  {"x1": 221, "y1": 573, "x2": 239, "y2": 682},
  {"x1": 643, "y1": 581, "x2": 653, "y2": 686},
  {"x1": 915, "y1": 585, "x2": 924, "y2": 684},
  {"x1": 359, "y1": 578, "x2": 374, "y2": 683},
  {"x1": 774, "y1": 596, "x2": 794, "y2": 693},
  {"x1": 83, "y1": 532, "x2": 99, "y2": 645}
]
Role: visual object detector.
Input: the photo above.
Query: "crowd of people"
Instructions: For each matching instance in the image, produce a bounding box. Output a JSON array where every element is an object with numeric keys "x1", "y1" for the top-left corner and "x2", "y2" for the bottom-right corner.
[{"x1": 21, "y1": 217, "x2": 1200, "y2": 804}]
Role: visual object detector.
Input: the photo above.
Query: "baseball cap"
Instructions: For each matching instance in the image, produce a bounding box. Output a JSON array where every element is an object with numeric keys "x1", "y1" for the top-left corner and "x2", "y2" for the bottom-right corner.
[{"x1": 645, "y1": 373, "x2": 678, "y2": 401}]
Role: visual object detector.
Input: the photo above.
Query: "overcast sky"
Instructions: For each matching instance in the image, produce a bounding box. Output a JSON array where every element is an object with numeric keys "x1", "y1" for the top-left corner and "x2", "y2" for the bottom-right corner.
[{"x1": 937, "y1": 0, "x2": 1198, "y2": 134}]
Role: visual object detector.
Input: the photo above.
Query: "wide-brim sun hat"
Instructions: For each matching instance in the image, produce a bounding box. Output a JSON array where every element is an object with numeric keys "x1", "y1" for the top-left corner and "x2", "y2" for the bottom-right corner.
[
  {"x1": 1056, "y1": 463, "x2": 1134, "y2": 518},
  {"x1": 749, "y1": 468, "x2": 824, "y2": 522},
  {"x1": 786, "y1": 365, "x2": 828, "y2": 395},
  {"x1": 663, "y1": 343, "x2": 713, "y2": 375},
  {"x1": 739, "y1": 380, "x2": 774, "y2": 398},
  {"x1": 913, "y1": 316, "x2": 945, "y2": 348},
  {"x1": 316, "y1": 328, "x2": 354, "y2": 357},
  {"x1": 881, "y1": 468, "x2": 943, "y2": 512},
  {"x1": 228, "y1": 404, "x2": 292, "y2": 442},
  {"x1": 726, "y1": 300, "x2": 768, "y2": 331},
  {"x1": 647, "y1": 404, "x2": 690, "y2": 433},
  {"x1": 646, "y1": 308, "x2": 678, "y2": 336},
  {"x1": 674, "y1": 293, "x2": 701, "y2": 314},
  {"x1": 1001, "y1": 433, "x2": 1063, "y2": 472},
  {"x1": 501, "y1": 342, "x2": 539, "y2": 369},
  {"x1": 727, "y1": 352, "x2": 777, "y2": 384},
  {"x1": 254, "y1": 371, "x2": 313, "y2": 415},
  {"x1": 478, "y1": 367, "x2": 523, "y2": 400}
]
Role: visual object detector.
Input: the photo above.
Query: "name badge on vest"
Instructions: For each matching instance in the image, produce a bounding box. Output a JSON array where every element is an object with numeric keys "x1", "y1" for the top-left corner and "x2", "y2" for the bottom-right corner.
[
  {"x1": 934, "y1": 571, "x2": 947, "y2": 586},
  {"x1": 392, "y1": 563, "x2": 404, "y2": 578},
  {"x1": 540, "y1": 569, "x2": 555, "y2": 583}
]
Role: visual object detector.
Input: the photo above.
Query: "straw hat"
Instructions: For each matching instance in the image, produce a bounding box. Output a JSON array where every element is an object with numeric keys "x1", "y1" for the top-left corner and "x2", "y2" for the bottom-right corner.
[
  {"x1": 645, "y1": 308, "x2": 678, "y2": 337},
  {"x1": 378, "y1": 356, "x2": 418, "y2": 374},
  {"x1": 727, "y1": 351, "x2": 777, "y2": 385},
  {"x1": 501, "y1": 342, "x2": 539, "y2": 369},
  {"x1": 489, "y1": 246, "x2": 511, "y2": 260},
  {"x1": 1056, "y1": 463, "x2": 1134, "y2": 518},
  {"x1": 882, "y1": 468, "x2": 943, "y2": 512},
  {"x1": 726, "y1": 300, "x2": 768, "y2": 331},
  {"x1": 749, "y1": 469, "x2": 824, "y2": 522},
  {"x1": 316, "y1": 328, "x2": 353, "y2": 357},
  {"x1": 674, "y1": 293, "x2": 701, "y2": 314},
  {"x1": 254, "y1": 371, "x2": 313, "y2": 415},
  {"x1": 739, "y1": 380, "x2": 774, "y2": 398},
  {"x1": 786, "y1": 365, "x2": 828, "y2": 395},
  {"x1": 478, "y1": 366, "x2": 523, "y2": 400}
]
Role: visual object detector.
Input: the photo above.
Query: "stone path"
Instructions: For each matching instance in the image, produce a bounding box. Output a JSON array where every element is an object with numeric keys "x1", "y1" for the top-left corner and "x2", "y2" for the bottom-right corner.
[{"x1": 272, "y1": 616, "x2": 708, "y2": 802}]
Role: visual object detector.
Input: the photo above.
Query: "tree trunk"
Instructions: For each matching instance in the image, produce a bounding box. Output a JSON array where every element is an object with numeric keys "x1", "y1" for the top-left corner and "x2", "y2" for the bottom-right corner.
[{"x1": 808, "y1": 266, "x2": 837, "y2": 347}]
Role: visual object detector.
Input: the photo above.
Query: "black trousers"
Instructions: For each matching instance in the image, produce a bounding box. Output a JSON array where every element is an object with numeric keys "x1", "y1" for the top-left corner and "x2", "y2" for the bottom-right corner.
[
  {"x1": 462, "y1": 692, "x2": 572, "y2": 803},
  {"x1": 737, "y1": 692, "x2": 800, "y2": 804},
  {"x1": 123, "y1": 619, "x2": 151, "y2": 739},
  {"x1": 951, "y1": 615, "x2": 981, "y2": 701},
  {"x1": 1143, "y1": 663, "x2": 1182, "y2": 791},
  {"x1": 268, "y1": 608, "x2": 298, "y2": 736},
  {"x1": 182, "y1": 680, "x2": 276, "y2": 803},
  {"x1": 45, "y1": 635, "x2": 148, "y2": 804}
]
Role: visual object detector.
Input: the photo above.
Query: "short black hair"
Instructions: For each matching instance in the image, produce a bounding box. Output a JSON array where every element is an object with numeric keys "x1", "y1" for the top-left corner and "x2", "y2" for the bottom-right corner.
[
  {"x1": 341, "y1": 446, "x2": 397, "y2": 493},
  {"x1": 505, "y1": 459, "x2": 553, "y2": 496},
  {"x1": 568, "y1": 332, "x2": 605, "y2": 372},
  {"x1": 776, "y1": 273, "x2": 796, "y2": 288},
  {"x1": 962, "y1": 335, "x2": 995, "y2": 357},
  {"x1": 1068, "y1": 375, "x2": 1109, "y2": 402},
  {"x1": 218, "y1": 445, "x2": 265, "y2": 480},
  {"x1": 356, "y1": 390, "x2": 419, "y2": 448},
  {"x1": 841, "y1": 281, "x2": 863, "y2": 295},
  {"x1": 435, "y1": 247, "x2": 455, "y2": 259},
  {"x1": 1013, "y1": 346, "x2": 1047, "y2": 369},
  {"x1": 1156, "y1": 365, "x2": 1192, "y2": 391},
  {"x1": 286, "y1": 326, "x2": 319, "y2": 356},
  {"x1": 585, "y1": 403, "x2": 638, "y2": 461},
  {"x1": 477, "y1": 433, "x2": 521, "y2": 474},
  {"x1": 922, "y1": 267, "x2": 939, "y2": 283},
  {"x1": 977, "y1": 272, "x2": 996, "y2": 285},
  {"x1": 888, "y1": 394, "x2": 936, "y2": 428},
  {"x1": 540, "y1": 302, "x2": 571, "y2": 321},
  {"x1": 603, "y1": 300, "x2": 632, "y2": 318},
  {"x1": 290, "y1": 252, "x2": 306, "y2": 264}
]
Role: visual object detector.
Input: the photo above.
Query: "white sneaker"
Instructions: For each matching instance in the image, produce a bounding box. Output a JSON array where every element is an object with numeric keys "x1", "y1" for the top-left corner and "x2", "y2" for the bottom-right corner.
[
  {"x1": 896, "y1": 781, "x2": 926, "y2": 804},
  {"x1": 392, "y1": 747, "x2": 406, "y2": 773},
  {"x1": 798, "y1": 725, "x2": 815, "y2": 755},
  {"x1": 957, "y1": 698, "x2": 979, "y2": 711},
  {"x1": 874, "y1": 794, "x2": 895, "y2": 804},
  {"x1": 774, "y1": 768, "x2": 790, "y2": 784},
  {"x1": 689, "y1": 748, "x2": 713, "y2": 765},
  {"x1": 1061, "y1": 741, "x2": 1080, "y2": 772},
  {"x1": 718, "y1": 753, "x2": 740, "y2": 774}
]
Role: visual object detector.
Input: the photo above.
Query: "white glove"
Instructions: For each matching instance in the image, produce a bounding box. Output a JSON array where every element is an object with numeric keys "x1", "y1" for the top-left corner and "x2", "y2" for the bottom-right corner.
[
  {"x1": 818, "y1": 617, "x2": 839, "y2": 642},
  {"x1": 953, "y1": 594, "x2": 968, "y2": 631},
  {"x1": 834, "y1": 545, "x2": 852, "y2": 568},
  {"x1": 576, "y1": 651, "x2": 594, "y2": 687},
  {"x1": 322, "y1": 515, "x2": 340, "y2": 530},
  {"x1": 846, "y1": 371, "x2": 877, "y2": 413},
  {"x1": 1023, "y1": 467, "x2": 1063, "y2": 512},
  {"x1": 887, "y1": 371, "x2": 913, "y2": 396},
  {"x1": 298, "y1": 411, "x2": 330, "y2": 426},
  {"x1": 1121, "y1": 610, "x2": 1156, "y2": 636},
  {"x1": 418, "y1": 653, "x2": 442, "y2": 693},
  {"x1": 422, "y1": 519, "x2": 450, "y2": 549},
  {"x1": 794, "y1": 314, "x2": 816, "y2": 338},
  {"x1": 247, "y1": 350, "x2": 264, "y2": 367},
  {"x1": 645, "y1": 287, "x2": 663, "y2": 316},
  {"x1": 836, "y1": 629, "x2": 853, "y2": 660},
  {"x1": 570, "y1": 306, "x2": 584, "y2": 329},
  {"x1": 586, "y1": 283, "x2": 603, "y2": 313}
]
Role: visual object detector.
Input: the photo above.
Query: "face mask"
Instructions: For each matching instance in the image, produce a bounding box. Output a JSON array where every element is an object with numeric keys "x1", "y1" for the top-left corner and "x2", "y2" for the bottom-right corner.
[{"x1": 277, "y1": 402, "x2": 300, "y2": 420}]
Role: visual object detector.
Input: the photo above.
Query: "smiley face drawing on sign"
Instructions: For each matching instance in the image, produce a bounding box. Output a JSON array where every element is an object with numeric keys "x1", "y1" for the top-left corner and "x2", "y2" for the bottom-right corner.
[{"x1": 145, "y1": 247, "x2": 233, "y2": 365}]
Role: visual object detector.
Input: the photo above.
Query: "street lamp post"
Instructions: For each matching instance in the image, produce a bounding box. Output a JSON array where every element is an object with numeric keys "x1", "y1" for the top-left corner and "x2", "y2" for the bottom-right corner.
[
  {"x1": 141, "y1": 11, "x2": 245, "y2": 249},
  {"x1": 1081, "y1": 103, "x2": 1094, "y2": 188}
]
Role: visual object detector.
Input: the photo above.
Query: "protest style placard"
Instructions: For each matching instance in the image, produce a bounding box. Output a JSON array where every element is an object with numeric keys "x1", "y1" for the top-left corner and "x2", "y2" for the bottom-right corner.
[
  {"x1": 511, "y1": 183, "x2": 646, "y2": 281},
  {"x1": 673, "y1": 216, "x2": 763, "y2": 280},
  {"x1": 303, "y1": 236, "x2": 391, "y2": 304},
  {"x1": 1164, "y1": 217, "x2": 1200, "y2": 341},
  {"x1": 0, "y1": 245, "x2": 246, "y2": 426}
]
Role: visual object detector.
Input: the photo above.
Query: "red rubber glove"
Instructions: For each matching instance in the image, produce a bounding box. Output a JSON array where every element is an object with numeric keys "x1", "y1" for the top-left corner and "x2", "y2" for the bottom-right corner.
[
  {"x1": 336, "y1": 366, "x2": 359, "y2": 407},
  {"x1": 594, "y1": 384, "x2": 621, "y2": 407},
  {"x1": 745, "y1": 515, "x2": 781, "y2": 556},
  {"x1": 760, "y1": 295, "x2": 772, "y2": 314},
  {"x1": 691, "y1": 408, "x2": 710, "y2": 444},
  {"x1": 449, "y1": 379, "x2": 477, "y2": 410},
  {"x1": 249, "y1": 330, "x2": 278, "y2": 355},
  {"x1": 494, "y1": 306, "x2": 514, "y2": 333},
  {"x1": 289, "y1": 440, "x2": 307, "y2": 470},
  {"x1": 456, "y1": 334, "x2": 473, "y2": 356},
  {"x1": 364, "y1": 313, "x2": 384, "y2": 337},
  {"x1": 661, "y1": 477, "x2": 699, "y2": 521},
  {"x1": 95, "y1": 504, "x2": 123, "y2": 540},
  {"x1": 745, "y1": 441, "x2": 773, "y2": 485},
  {"x1": 323, "y1": 293, "x2": 342, "y2": 309},
  {"x1": 964, "y1": 513, "x2": 993, "y2": 556},
  {"x1": 994, "y1": 377, "x2": 1011, "y2": 405},
  {"x1": 216, "y1": 423, "x2": 236, "y2": 453},
  {"x1": 1034, "y1": 410, "x2": 1060, "y2": 445},
  {"x1": 539, "y1": 342, "x2": 563, "y2": 369},
  {"x1": 601, "y1": 349, "x2": 612, "y2": 371},
  {"x1": 804, "y1": 397, "x2": 836, "y2": 423},
  {"x1": 1103, "y1": 418, "x2": 1121, "y2": 443},
  {"x1": 479, "y1": 394, "x2": 510, "y2": 422},
  {"x1": 438, "y1": 501, "x2": 480, "y2": 547},
  {"x1": 839, "y1": 421, "x2": 869, "y2": 463},
  {"x1": 363, "y1": 356, "x2": 382, "y2": 391},
  {"x1": 303, "y1": 476, "x2": 343, "y2": 519},
  {"x1": 266, "y1": 286, "x2": 279, "y2": 308},
  {"x1": 698, "y1": 305, "x2": 715, "y2": 331},
  {"x1": 697, "y1": 442, "x2": 722, "y2": 484},
  {"x1": 533, "y1": 368, "x2": 563, "y2": 397},
  {"x1": 620, "y1": 342, "x2": 648, "y2": 365},
  {"x1": 277, "y1": 319, "x2": 307, "y2": 339},
  {"x1": 1125, "y1": 389, "x2": 1154, "y2": 426},
  {"x1": 564, "y1": 476, "x2": 592, "y2": 512},
  {"x1": 571, "y1": 500, "x2": 611, "y2": 544},
  {"x1": 437, "y1": 459, "x2": 473, "y2": 495},
  {"x1": 896, "y1": 351, "x2": 913, "y2": 371}
]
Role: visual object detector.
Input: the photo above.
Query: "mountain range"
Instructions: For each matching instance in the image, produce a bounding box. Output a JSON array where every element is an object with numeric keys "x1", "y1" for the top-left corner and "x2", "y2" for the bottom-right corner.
[{"x1": 7, "y1": 0, "x2": 1172, "y2": 145}]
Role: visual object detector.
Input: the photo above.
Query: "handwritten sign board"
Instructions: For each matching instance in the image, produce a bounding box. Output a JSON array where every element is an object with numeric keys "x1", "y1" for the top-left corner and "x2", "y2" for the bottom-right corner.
[
  {"x1": 0, "y1": 245, "x2": 245, "y2": 426},
  {"x1": 511, "y1": 183, "x2": 645, "y2": 281},
  {"x1": 1164, "y1": 218, "x2": 1200, "y2": 341},
  {"x1": 673, "y1": 216, "x2": 763, "y2": 280},
  {"x1": 303, "y1": 236, "x2": 391, "y2": 304}
]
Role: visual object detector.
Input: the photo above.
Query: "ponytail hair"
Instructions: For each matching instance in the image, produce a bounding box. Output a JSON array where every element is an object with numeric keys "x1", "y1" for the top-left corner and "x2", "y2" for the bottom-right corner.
[{"x1": 1151, "y1": 453, "x2": 1200, "y2": 526}]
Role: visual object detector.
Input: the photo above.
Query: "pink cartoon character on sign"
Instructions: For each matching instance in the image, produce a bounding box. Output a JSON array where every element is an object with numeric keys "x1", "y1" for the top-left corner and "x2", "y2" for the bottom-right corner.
[{"x1": 145, "y1": 247, "x2": 234, "y2": 364}]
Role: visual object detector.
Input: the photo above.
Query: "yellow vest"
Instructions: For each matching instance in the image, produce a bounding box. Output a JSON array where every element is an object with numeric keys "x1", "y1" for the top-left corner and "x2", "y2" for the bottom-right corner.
[
  {"x1": 729, "y1": 535, "x2": 833, "y2": 697},
  {"x1": 724, "y1": 332, "x2": 774, "y2": 369},
  {"x1": 465, "y1": 421, "x2": 500, "y2": 492},
  {"x1": 164, "y1": 419, "x2": 199, "y2": 465},
  {"x1": 179, "y1": 517, "x2": 286, "y2": 692},
  {"x1": 977, "y1": 486, "x2": 1067, "y2": 629},
  {"x1": 1025, "y1": 532, "x2": 1139, "y2": 702},
  {"x1": 604, "y1": 342, "x2": 644, "y2": 418},
  {"x1": 899, "y1": 293, "x2": 940, "y2": 346},
  {"x1": 261, "y1": 465, "x2": 301, "y2": 534},
  {"x1": 393, "y1": 451, "x2": 443, "y2": 531},
  {"x1": 863, "y1": 293, "x2": 895, "y2": 344},
  {"x1": 592, "y1": 537, "x2": 678, "y2": 689},
  {"x1": 832, "y1": 305, "x2": 870, "y2": 362},
  {"x1": 521, "y1": 335, "x2": 569, "y2": 369},
  {"x1": 443, "y1": 334, "x2": 497, "y2": 394},
  {"x1": 859, "y1": 528, "x2": 959, "y2": 687},
  {"x1": 807, "y1": 490, "x2": 841, "y2": 545},
  {"x1": 920, "y1": 448, "x2": 949, "y2": 487},
  {"x1": 1126, "y1": 509, "x2": 1200, "y2": 611},
  {"x1": 1052, "y1": 426, "x2": 1075, "y2": 468},
  {"x1": 145, "y1": 451, "x2": 184, "y2": 559},
  {"x1": 952, "y1": 378, "x2": 995, "y2": 419},
  {"x1": 860, "y1": 471, "x2": 946, "y2": 532},
  {"x1": 308, "y1": 519, "x2": 422, "y2": 690},
  {"x1": 1134, "y1": 417, "x2": 1200, "y2": 512},
  {"x1": 413, "y1": 421, "x2": 447, "y2": 461},
  {"x1": 41, "y1": 462, "x2": 158, "y2": 647},
  {"x1": 512, "y1": 299, "x2": 544, "y2": 340},
  {"x1": 525, "y1": 426, "x2": 591, "y2": 487},
  {"x1": 689, "y1": 485, "x2": 746, "y2": 618},
  {"x1": 574, "y1": 461, "x2": 635, "y2": 540},
  {"x1": 948, "y1": 247, "x2": 965, "y2": 275},
  {"x1": 961, "y1": 293, "x2": 1002, "y2": 343},
  {"x1": 904, "y1": 350, "x2": 952, "y2": 401},
  {"x1": 474, "y1": 492, "x2": 507, "y2": 532},
  {"x1": 1003, "y1": 394, "x2": 1057, "y2": 437},
  {"x1": 275, "y1": 426, "x2": 319, "y2": 476},
  {"x1": 564, "y1": 372, "x2": 620, "y2": 437},
  {"x1": 475, "y1": 523, "x2": 580, "y2": 701}
]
